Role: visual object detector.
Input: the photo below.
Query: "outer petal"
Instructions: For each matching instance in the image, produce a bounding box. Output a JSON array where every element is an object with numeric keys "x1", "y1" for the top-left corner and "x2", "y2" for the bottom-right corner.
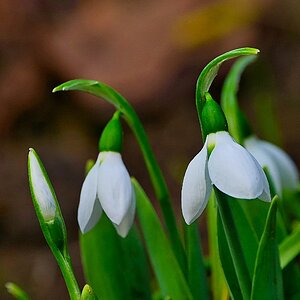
[
  {"x1": 181, "y1": 140, "x2": 212, "y2": 225},
  {"x1": 208, "y1": 131, "x2": 263, "y2": 199},
  {"x1": 98, "y1": 152, "x2": 132, "y2": 225},
  {"x1": 256, "y1": 138, "x2": 298, "y2": 190},
  {"x1": 114, "y1": 185, "x2": 136, "y2": 238},
  {"x1": 245, "y1": 136, "x2": 282, "y2": 195},
  {"x1": 78, "y1": 161, "x2": 102, "y2": 233}
]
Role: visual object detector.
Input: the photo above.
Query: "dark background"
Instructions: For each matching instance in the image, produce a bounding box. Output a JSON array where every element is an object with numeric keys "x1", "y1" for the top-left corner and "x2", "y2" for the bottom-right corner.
[{"x1": 1, "y1": 0, "x2": 300, "y2": 299}]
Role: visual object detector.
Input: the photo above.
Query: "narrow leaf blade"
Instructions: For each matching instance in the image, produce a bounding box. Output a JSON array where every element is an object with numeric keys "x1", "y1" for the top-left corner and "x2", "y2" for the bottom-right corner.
[
  {"x1": 279, "y1": 226, "x2": 300, "y2": 269},
  {"x1": 184, "y1": 223, "x2": 209, "y2": 300},
  {"x1": 80, "y1": 215, "x2": 151, "y2": 300},
  {"x1": 251, "y1": 196, "x2": 284, "y2": 300},
  {"x1": 132, "y1": 178, "x2": 192, "y2": 300}
]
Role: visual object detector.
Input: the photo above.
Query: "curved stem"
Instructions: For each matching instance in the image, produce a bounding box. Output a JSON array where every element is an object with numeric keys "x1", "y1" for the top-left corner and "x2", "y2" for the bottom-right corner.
[{"x1": 53, "y1": 80, "x2": 186, "y2": 270}]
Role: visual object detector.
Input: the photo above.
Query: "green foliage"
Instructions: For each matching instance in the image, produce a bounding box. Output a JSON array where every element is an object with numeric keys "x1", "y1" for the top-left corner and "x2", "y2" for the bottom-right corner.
[
  {"x1": 80, "y1": 215, "x2": 151, "y2": 300},
  {"x1": 19, "y1": 48, "x2": 300, "y2": 300},
  {"x1": 132, "y1": 178, "x2": 192, "y2": 300},
  {"x1": 5, "y1": 283, "x2": 30, "y2": 300},
  {"x1": 251, "y1": 197, "x2": 284, "y2": 300},
  {"x1": 184, "y1": 223, "x2": 209, "y2": 300}
]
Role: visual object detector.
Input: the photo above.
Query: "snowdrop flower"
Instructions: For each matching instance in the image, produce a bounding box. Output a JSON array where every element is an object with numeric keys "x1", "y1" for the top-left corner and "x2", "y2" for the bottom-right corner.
[
  {"x1": 181, "y1": 131, "x2": 271, "y2": 224},
  {"x1": 78, "y1": 112, "x2": 135, "y2": 237},
  {"x1": 181, "y1": 93, "x2": 271, "y2": 224},
  {"x1": 244, "y1": 136, "x2": 299, "y2": 196}
]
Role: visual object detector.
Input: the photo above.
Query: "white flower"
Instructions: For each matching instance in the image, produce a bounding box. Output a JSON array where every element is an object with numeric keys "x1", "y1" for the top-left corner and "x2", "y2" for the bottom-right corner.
[
  {"x1": 181, "y1": 131, "x2": 271, "y2": 224},
  {"x1": 28, "y1": 148, "x2": 57, "y2": 222},
  {"x1": 78, "y1": 151, "x2": 135, "y2": 237},
  {"x1": 244, "y1": 135, "x2": 299, "y2": 196}
]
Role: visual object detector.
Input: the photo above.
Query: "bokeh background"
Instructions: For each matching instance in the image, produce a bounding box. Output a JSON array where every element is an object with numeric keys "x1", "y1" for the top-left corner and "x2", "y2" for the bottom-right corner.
[{"x1": 1, "y1": 0, "x2": 300, "y2": 298}]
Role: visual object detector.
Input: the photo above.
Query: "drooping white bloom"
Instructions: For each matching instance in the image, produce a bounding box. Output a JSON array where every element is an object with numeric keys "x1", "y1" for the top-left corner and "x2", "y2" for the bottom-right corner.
[
  {"x1": 181, "y1": 131, "x2": 271, "y2": 224},
  {"x1": 78, "y1": 151, "x2": 135, "y2": 237},
  {"x1": 244, "y1": 135, "x2": 299, "y2": 196},
  {"x1": 28, "y1": 148, "x2": 57, "y2": 222}
]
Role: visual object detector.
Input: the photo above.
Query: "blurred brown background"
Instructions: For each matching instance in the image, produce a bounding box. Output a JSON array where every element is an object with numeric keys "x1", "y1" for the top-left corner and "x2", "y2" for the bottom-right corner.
[{"x1": 1, "y1": 0, "x2": 300, "y2": 299}]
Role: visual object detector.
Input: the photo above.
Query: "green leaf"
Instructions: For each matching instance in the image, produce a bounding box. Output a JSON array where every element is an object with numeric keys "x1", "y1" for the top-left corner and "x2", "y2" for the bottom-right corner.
[
  {"x1": 53, "y1": 79, "x2": 186, "y2": 273},
  {"x1": 279, "y1": 225, "x2": 300, "y2": 269},
  {"x1": 5, "y1": 282, "x2": 30, "y2": 300},
  {"x1": 215, "y1": 189, "x2": 260, "y2": 300},
  {"x1": 184, "y1": 223, "x2": 209, "y2": 300},
  {"x1": 221, "y1": 56, "x2": 257, "y2": 143},
  {"x1": 251, "y1": 196, "x2": 284, "y2": 300},
  {"x1": 132, "y1": 178, "x2": 192, "y2": 300},
  {"x1": 217, "y1": 213, "x2": 243, "y2": 300},
  {"x1": 80, "y1": 216, "x2": 151, "y2": 300},
  {"x1": 120, "y1": 226, "x2": 152, "y2": 300},
  {"x1": 196, "y1": 47, "x2": 259, "y2": 114},
  {"x1": 238, "y1": 199, "x2": 269, "y2": 240}
]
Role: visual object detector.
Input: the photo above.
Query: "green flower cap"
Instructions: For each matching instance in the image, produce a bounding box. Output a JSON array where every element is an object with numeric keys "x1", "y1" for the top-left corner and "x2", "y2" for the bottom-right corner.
[
  {"x1": 201, "y1": 93, "x2": 228, "y2": 138},
  {"x1": 99, "y1": 111, "x2": 123, "y2": 152}
]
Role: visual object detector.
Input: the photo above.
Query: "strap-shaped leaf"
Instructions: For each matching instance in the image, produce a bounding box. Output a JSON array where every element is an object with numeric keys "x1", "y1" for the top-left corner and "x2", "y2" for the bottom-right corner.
[
  {"x1": 279, "y1": 226, "x2": 300, "y2": 269},
  {"x1": 221, "y1": 56, "x2": 256, "y2": 143},
  {"x1": 184, "y1": 223, "x2": 209, "y2": 300},
  {"x1": 132, "y1": 178, "x2": 192, "y2": 300},
  {"x1": 251, "y1": 196, "x2": 284, "y2": 300},
  {"x1": 80, "y1": 216, "x2": 151, "y2": 300},
  {"x1": 217, "y1": 214, "x2": 243, "y2": 300},
  {"x1": 215, "y1": 189, "x2": 259, "y2": 300}
]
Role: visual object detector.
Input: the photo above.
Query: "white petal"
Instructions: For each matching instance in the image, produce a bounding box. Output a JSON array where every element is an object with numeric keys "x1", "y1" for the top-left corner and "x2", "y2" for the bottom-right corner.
[
  {"x1": 98, "y1": 152, "x2": 132, "y2": 225},
  {"x1": 181, "y1": 140, "x2": 212, "y2": 224},
  {"x1": 28, "y1": 149, "x2": 56, "y2": 221},
  {"x1": 78, "y1": 162, "x2": 102, "y2": 233},
  {"x1": 245, "y1": 136, "x2": 282, "y2": 196},
  {"x1": 114, "y1": 186, "x2": 136, "y2": 238},
  {"x1": 208, "y1": 131, "x2": 263, "y2": 199},
  {"x1": 257, "y1": 138, "x2": 298, "y2": 190}
]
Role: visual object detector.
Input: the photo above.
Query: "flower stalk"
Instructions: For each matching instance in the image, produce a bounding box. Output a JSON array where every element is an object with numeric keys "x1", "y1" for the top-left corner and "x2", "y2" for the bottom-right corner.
[
  {"x1": 53, "y1": 80, "x2": 186, "y2": 271},
  {"x1": 28, "y1": 149, "x2": 81, "y2": 300}
]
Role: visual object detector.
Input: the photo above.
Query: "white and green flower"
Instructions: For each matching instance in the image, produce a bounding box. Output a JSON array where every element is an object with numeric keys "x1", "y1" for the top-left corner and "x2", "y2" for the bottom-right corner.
[
  {"x1": 244, "y1": 135, "x2": 299, "y2": 196},
  {"x1": 181, "y1": 131, "x2": 271, "y2": 224},
  {"x1": 78, "y1": 151, "x2": 135, "y2": 237}
]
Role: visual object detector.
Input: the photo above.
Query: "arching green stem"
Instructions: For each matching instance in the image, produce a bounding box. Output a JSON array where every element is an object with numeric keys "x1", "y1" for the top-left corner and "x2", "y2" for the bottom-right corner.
[
  {"x1": 195, "y1": 47, "x2": 259, "y2": 139},
  {"x1": 53, "y1": 80, "x2": 186, "y2": 271}
]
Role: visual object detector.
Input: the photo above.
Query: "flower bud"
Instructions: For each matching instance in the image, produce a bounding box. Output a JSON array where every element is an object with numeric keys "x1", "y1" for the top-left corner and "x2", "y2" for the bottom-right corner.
[
  {"x1": 28, "y1": 148, "x2": 56, "y2": 222},
  {"x1": 28, "y1": 148, "x2": 67, "y2": 253},
  {"x1": 99, "y1": 111, "x2": 123, "y2": 152}
]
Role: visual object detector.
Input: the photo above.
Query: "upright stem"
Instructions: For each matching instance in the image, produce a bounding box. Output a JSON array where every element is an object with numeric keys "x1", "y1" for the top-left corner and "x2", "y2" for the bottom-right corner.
[
  {"x1": 122, "y1": 102, "x2": 186, "y2": 270},
  {"x1": 214, "y1": 188, "x2": 252, "y2": 300},
  {"x1": 207, "y1": 192, "x2": 229, "y2": 300},
  {"x1": 56, "y1": 252, "x2": 81, "y2": 300}
]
